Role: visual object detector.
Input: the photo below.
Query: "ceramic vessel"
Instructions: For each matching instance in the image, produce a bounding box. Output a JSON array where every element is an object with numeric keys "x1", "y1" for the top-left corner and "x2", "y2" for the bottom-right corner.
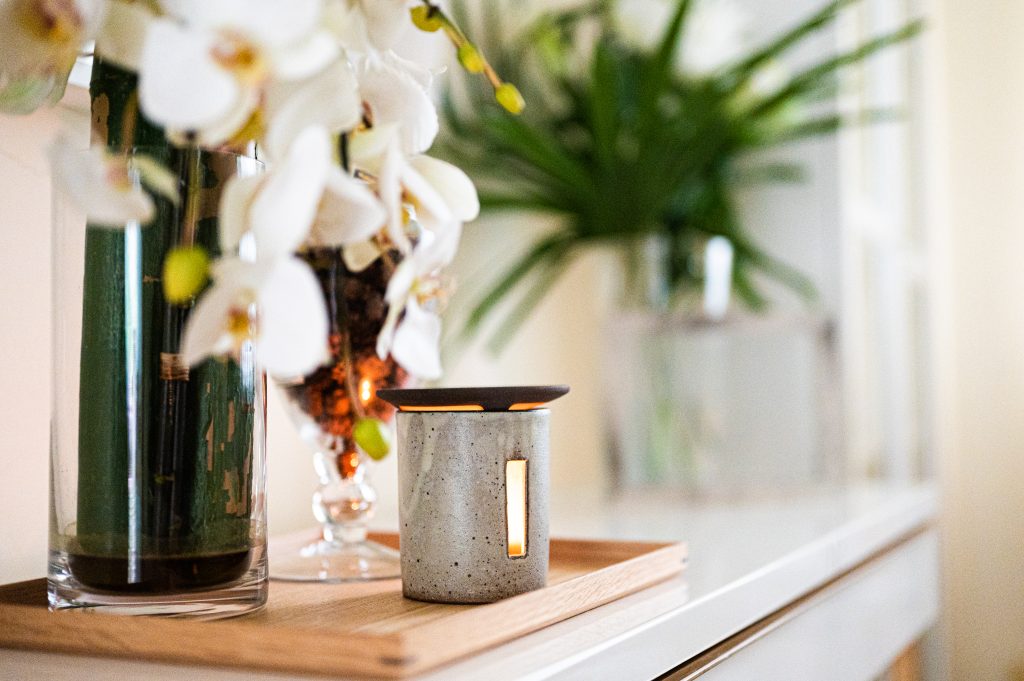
[
  {"x1": 396, "y1": 411, "x2": 549, "y2": 603},
  {"x1": 379, "y1": 386, "x2": 567, "y2": 604}
]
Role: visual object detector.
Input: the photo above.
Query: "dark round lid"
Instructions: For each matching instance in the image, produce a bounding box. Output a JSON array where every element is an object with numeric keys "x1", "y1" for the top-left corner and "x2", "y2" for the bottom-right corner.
[{"x1": 375, "y1": 385, "x2": 570, "y2": 412}]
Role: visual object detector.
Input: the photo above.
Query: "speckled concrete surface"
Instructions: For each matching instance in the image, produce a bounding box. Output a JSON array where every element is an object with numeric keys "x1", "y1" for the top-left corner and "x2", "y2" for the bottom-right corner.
[{"x1": 397, "y1": 410, "x2": 550, "y2": 603}]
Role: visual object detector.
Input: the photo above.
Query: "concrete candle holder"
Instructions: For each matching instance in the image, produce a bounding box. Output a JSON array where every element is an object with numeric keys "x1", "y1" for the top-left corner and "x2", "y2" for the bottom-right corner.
[{"x1": 377, "y1": 386, "x2": 569, "y2": 604}]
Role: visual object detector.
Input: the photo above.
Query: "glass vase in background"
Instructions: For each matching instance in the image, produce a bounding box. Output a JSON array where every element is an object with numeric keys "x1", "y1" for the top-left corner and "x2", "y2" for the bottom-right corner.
[
  {"x1": 603, "y1": 235, "x2": 844, "y2": 497},
  {"x1": 49, "y1": 146, "x2": 268, "y2": 617},
  {"x1": 271, "y1": 247, "x2": 407, "y2": 582}
]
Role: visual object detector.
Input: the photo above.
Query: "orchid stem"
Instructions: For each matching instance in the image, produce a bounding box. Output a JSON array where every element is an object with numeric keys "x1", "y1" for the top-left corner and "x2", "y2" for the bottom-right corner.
[
  {"x1": 342, "y1": 331, "x2": 366, "y2": 421},
  {"x1": 420, "y1": 1, "x2": 504, "y2": 90}
]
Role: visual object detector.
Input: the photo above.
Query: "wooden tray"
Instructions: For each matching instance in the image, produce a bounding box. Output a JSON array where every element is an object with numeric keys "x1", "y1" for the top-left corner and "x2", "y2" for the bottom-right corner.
[{"x1": 0, "y1": 534, "x2": 686, "y2": 678}]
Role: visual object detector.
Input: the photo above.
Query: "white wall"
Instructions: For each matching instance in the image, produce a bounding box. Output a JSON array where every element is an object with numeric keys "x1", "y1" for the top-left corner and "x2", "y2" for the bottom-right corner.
[
  {"x1": 929, "y1": 1, "x2": 1024, "y2": 677},
  {"x1": 0, "y1": 110, "x2": 57, "y2": 582}
]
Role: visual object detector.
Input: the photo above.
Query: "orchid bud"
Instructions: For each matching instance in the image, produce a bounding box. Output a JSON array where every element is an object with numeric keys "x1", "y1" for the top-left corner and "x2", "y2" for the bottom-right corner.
[
  {"x1": 457, "y1": 43, "x2": 485, "y2": 73},
  {"x1": 354, "y1": 418, "x2": 392, "y2": 461},
  {"x1": 496, "y1": 83, "x2": 525, "y2": 114},
  {"x1": 410, "y1": 5, "x2": 442, "y2": 32},
  {"x1": 163, "y1": 246, "x2": 209, "y2": 304}
]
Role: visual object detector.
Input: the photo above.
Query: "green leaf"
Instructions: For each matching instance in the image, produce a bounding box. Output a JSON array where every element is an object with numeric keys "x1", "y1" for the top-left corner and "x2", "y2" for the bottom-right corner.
[
  {"x1": 730, "y1": 161, "x2": 807, "y2": 185},
  {"x1": 477, "y1": 191, "x2": 568, "y2": 213},
  {"x1": 485, "y1": 243, "x2": 573, "y2": 355},
  {"x1": 748, "y1": 20, "x2": 924, "y2": 119},
  {"x1": 724, "y1": 0, "x2": 860, "y2": 86},
  {"x1": 462, "y1": 233, "x2": 573, "y2": 339},
  {"x1": 638, "y1": 0, "x2": 693, "y2": 129},
  {"x1": 479, "y1": 113, "x2": 596, "y2": 204},
  {"x1": 754, "y1": 108, "x2": 901, "y2": 147},
  {"x1": 589, "y1": 39, "x2": 621, "y2": 171}
]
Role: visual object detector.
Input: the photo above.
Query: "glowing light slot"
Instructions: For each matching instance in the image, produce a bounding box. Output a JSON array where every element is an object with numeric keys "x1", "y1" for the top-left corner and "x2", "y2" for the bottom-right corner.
[
  {"x1": 398, "y1": 404, "x2": 484, "y2": 412},
  {"x1": 359, "y1": 378, "x2": 373, "y2": 404},
  {"x1": 506, "y1": 459, "x2": 527, "y2": 558},
  {"x1": 508, "y1": 402, "x2": 545, "y2": 411}
]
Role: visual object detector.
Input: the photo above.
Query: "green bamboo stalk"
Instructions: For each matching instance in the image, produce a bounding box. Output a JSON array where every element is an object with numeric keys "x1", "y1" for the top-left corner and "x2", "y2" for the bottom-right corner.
[
  {"x1": 76, "y1": 58, "x2": 165, "y2": 555},
  {"x1": 76, "y1": 58, "x2": 254, "y2": 580}
]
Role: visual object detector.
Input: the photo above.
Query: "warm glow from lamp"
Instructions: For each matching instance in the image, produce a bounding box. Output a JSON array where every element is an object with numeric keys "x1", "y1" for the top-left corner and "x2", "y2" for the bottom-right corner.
[
  {"x1": 359, "y1": 378, "x2": 373, "y2": 404},
  {"x1": 506, "y1": 460, "x2": 527, "y2": 557},
  {"x1": 398, "y1": 404, "x2": 485, "y2": 412}
]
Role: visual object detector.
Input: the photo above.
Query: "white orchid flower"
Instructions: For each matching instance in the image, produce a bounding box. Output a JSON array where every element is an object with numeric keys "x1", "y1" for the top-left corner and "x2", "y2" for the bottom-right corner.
[
  {"x1": 94, "y1": 0, "x2": 156, "y2": 71},
  {"x1": 357, "y1": 127, "x2": 478, "y2": 254},
  {"x1": 49, "y1": 138, "x2": 178, "y2": 228},
  {"x1": 220, "y1": 125, "x2": 386, "y2": 261},
  {"x1": 375, "y1": 226, "x2": 461, "y2": 380},
  {"x1": 182, "y1": 256, "x2": 329, "y2": 379},
  {"x1": 138, "y1": 0, "x2": 338, "y2": 145},
  {"x1": 357, "y1": 52, "x2": 437, "y2": 155},
  {"x1": 220, "y1": 126, "x2": 332, "y2": 258},
  {"x1": 262, "y1": 58, "x2": 362, "y2": 162},
  {"x1": 311, "y1": 168, "x2": 387, "y2": 248},
  {"x1": 325, "y1": 0, "x2": 411, "y2": 53},
  {"x1": 0, "y1": 0, "x2": 106, "y2": 113}
]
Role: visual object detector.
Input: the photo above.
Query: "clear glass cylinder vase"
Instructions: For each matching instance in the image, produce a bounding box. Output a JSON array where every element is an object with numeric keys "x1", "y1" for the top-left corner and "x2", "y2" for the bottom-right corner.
[
  {"x1": 603, "y1": 234, "x2": 843, "y2": 497},
  {"x1": 48, "y1": 145, "x2": 268, "y2": 617}
]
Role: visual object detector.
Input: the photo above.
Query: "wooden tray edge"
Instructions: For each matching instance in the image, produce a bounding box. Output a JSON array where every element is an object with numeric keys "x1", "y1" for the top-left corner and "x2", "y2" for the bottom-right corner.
[
  {"x1": 393, "y1": 540, "x2": 688, "y2": 676},
  {"x1": 0, "y1": 538, "x2": 687, "y2": 679}
]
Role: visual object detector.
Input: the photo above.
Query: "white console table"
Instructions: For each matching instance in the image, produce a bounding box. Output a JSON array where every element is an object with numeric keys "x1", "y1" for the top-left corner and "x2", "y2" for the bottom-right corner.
[{"x1": 0, "y1": 483, "x2": 939, "y2": 680}]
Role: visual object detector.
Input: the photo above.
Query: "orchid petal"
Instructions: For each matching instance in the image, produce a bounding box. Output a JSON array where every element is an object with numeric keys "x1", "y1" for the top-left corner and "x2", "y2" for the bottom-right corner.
[
  {"x1": 312, "y1": 169, "x2": 386, "y2": 246},
  {"x1": 162, "y1": 0, "x2": 321, "y2": 47},
  {"x1": 181, "y1": 278, "x2": 239, "y2": 366},
  {"x1": 376, "y1": 303, "x2": 400, "y2": 360},
  {"x1": 417, "y1": 222, "x2": 462, "y2": 273},
  {"x1": 0, "y1": 0, "x2": 103, "y2": 113},
  {"x1": 232, "y1": 0, "x2": 323, "y2": 48},
  {"x1": 49, "y1": 141, "x2": 154, "y2": 228},
  {"x1": 264, "y1": 60, "x2": 361, "y2": 161},
  {"x1": 347, "y1": 123, "x2": 400, "y2": 174},
  {"x1": 250, "y1": 126, "x2": 331, "y2": 258},
  {"x1": 96, "y1": 0, "x2": 155, "y2": 71},
  {"x1": 184, "y1": 86, "x2": 260, "y2": 147},
  {"x1": 211, "y1": 256, "x2": 268, "y2": 289},
  {"x1": 377, "y1": 137, "x2": 410, "y2": 253},
  {"x1": 323, "y1": 1, "x2": 372, "y2": 53},
  {"x1": 131, "y1": 154, "x2": 179, "y2": 205},
  {"x1": 391, "y1": 299, "x2": 442, "y2": 380},
  {"x1": 375, "y1": 257, "x2": 416, "y2": 359},
  {"x1": 256, "y1": 257, "x2": 329, "y2": 378},
  {"x1": 359, "y1": 56, "x2": 438, "y2": 154},
  {"x1": 409, "y1": 156, "x2": 480, "y2": 222},
  {"x1": 384, "y1": 257, "x2": 417, "y2": 306},
  {"x1": 218, "y1": 174, "x2": 263, "y2": 254},
  {"x1": 399, "y1": 160, "x2": 453, "y2": 231},
  {"x1": 358, "y1": 0, "x2": 411, "y2": 50},
  {"x1": 343, "y1": 240, "x2": 382, "y2": 272},
  {"x1": 270, "y1": 30, "x2": 339, "y2": 80},
  {"x1": 139, "y1": 20, "x2": 241, "y2": 133}
]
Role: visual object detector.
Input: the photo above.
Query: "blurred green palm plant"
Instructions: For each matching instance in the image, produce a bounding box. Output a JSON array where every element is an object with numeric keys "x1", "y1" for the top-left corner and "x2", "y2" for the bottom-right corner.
[{"x1": 437, "y1": 0, "x2": 921, "y2": 352}]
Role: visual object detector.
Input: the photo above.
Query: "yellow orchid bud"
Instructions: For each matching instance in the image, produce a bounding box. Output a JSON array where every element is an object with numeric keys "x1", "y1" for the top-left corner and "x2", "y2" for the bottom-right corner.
[
  {"x1": 457, "y1": 43, "x2": 485, "y2": 74},
  {"x1": 354, "y1": 418, "x2": 392, "y2": 461},
  {"x1": 163, "y1": 246, "x2": 209, "y2": 304},
  {"x1": 495, "y1": 83, "x2": 525, "y2": 115},
  {"x1": 410, "y1": 5, "x2": 442, "y2": 32}
]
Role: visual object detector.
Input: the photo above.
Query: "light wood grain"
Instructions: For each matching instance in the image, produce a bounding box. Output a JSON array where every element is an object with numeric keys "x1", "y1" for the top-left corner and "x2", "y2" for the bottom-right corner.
[
  {"x1": 0, "y1": 534, "x2": 686, "y2": 679},
  {"x1": 888, "y1": 641, "x2": 922, "y2": 681}
]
